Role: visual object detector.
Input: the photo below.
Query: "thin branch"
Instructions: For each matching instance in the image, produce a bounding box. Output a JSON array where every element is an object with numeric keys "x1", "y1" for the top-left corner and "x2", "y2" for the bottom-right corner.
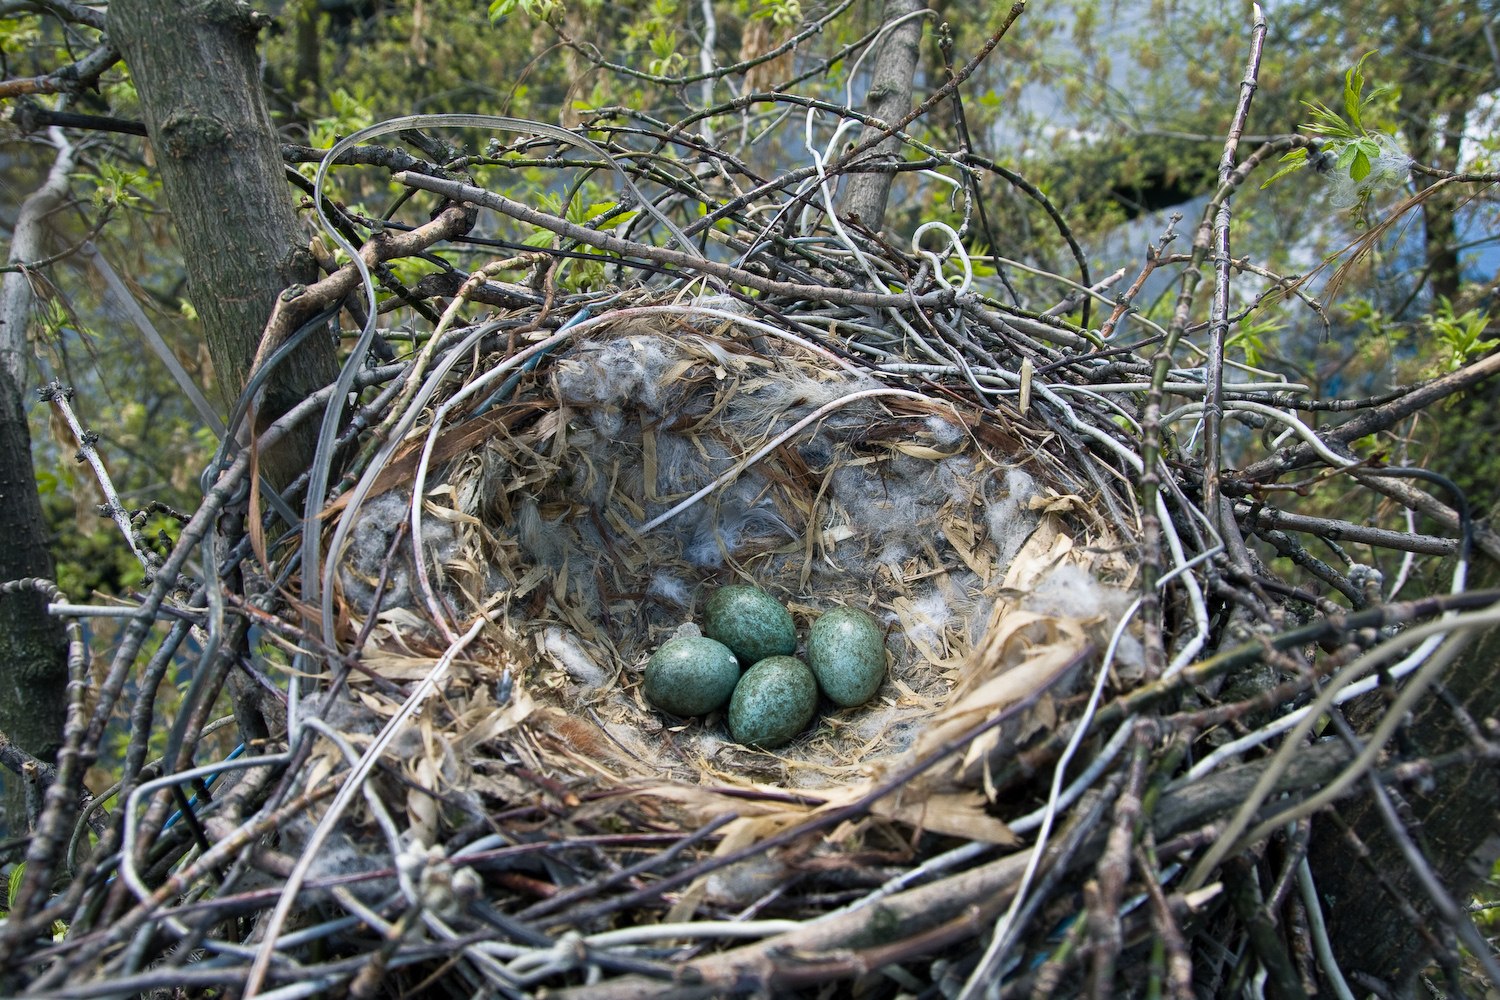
[{"x1": 0, "y1": 43, "x2": 120, "y2": 99}]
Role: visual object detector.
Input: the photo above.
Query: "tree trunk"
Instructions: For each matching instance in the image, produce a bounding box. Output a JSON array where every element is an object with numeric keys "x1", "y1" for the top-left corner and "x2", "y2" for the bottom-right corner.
[
  {"x1": 837, "y1": 0, "x2": 927, "y2": 234},
  {"x1": 108, "y1": 0, "x2": 338, "y2": 486},
  {"x1": 292, "y1": 0, "x2": 322, "y2": 112},
  {"x1": 1404, "y1": 112, "x2": 1465, "y2": 304},
  {"x1": 0, "y1": 374, "x2": 64, "y2": 844},
  {"x1": 0, "y1": 130, "x2": 72, "y2": 840}
]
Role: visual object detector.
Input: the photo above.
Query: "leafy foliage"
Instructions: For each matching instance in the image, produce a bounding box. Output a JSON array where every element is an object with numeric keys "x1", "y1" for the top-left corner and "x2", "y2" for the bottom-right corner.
[
  {"x1": 1262, "y1": 51, "x2": 1407, "y2": 222},
  {"x1": 1424, "y1": 298, "x2": 1498, "y2": 373}
]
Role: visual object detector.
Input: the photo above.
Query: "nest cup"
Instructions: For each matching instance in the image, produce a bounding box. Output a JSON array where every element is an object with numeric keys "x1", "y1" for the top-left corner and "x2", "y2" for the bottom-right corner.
[{"x1": 342, "y1": 303, "x2": 1138, "y2": 835}]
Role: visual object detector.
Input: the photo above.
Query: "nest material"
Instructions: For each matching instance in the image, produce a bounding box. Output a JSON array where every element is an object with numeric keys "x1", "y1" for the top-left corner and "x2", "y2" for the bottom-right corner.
[
  {"x1": 13, "y1": 88, "x2": 1494, "y2": 998},
  {"x1": 336, "y1": 309, "x2": 1136, "y2": 848}
]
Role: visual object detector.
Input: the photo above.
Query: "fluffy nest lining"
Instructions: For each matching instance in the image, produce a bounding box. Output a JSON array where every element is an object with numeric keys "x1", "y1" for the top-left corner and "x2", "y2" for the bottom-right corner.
[{"x1": 334, "y1": 305, "x2": 1138, "y2": 853}]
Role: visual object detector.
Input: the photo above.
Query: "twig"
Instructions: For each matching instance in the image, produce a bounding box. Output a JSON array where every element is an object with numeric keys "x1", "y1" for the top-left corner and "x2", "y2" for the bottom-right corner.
[
  {"x1": 393, "y1": 170, "x2": 958, "y2": 311},
  {"x1": 1203, "y1": 3, "x2": 1266, "y2": 547},
  {"x1": 38, "y1": 382, "x2": 156, "y2": 574}
]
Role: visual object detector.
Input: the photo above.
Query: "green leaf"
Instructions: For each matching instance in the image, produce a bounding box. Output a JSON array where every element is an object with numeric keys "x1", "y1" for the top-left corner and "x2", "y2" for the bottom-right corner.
[
  {"x1": 1260, "y1": 148, "x2": 1308, "y2": 188},
  {"x1": 1349, "y1": 148, "x2": 1371, "y2": 182},
  {"x1": 7, "y1": 862, "x2": 25, "y2": 912},
  {"x1": 1344, "y1": 51, "x2": 1377, "y2": 132},
  {"x1": 576, "y1": 200, "x2": 618, "y2": 223},
  {"x1": 1300, "y1": 99, "x2": 1356, "y2": 140},
  {"x1": 1344, "y1": 60, "x2": 1365, "y2": 130}
]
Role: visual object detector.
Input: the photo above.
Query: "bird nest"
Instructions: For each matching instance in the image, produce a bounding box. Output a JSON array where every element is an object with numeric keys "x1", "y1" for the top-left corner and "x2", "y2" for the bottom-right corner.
[
  {"x1": 8, "y1": 101, "x2": 1496, "y2": 1000},
  {"x1": 302, "y1": 296, "x2": 1144, "y2": 994},
  {"x1": 336, "y1": 306, "x2": 1135, "y2": 815}
]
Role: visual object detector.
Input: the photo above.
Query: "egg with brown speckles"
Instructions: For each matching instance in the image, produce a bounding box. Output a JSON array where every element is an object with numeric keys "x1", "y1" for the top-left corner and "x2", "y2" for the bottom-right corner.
[
  {"x1": 703, "y1": 585, "x2": 797, "y2": 665},
  {"x1": 727, "y1": 656, "x2": 818, "y2": 749},
  {"x1": 643, "y1": 636, "x2": 741, "y2": 717},
  {"x1": 806, "y1": 606, "x2": 886, "y2": 707}
]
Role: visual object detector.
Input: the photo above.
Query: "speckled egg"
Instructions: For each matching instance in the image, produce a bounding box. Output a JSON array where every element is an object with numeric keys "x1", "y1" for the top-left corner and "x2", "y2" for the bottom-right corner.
[
  {"x1": 643, "y1": 636, "x2": 741, "y2": 717},
  {"x1": 703, "y1": 585, "x2": 797, "y2": 665},
  {"x1": 806, "y1": 607, "x2": 887, "y2": 707},
  {"x1": 727, "y1": 656, "x2": 819, "y2": 749}
]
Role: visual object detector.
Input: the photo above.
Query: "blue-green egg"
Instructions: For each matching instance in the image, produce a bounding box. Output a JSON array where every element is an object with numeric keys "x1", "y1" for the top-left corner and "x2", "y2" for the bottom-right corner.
[
  {"x1": 643, "y1": 636, "x2": 741, "y2": 717},
  {"x1": 806, "y1": 607, "x2": 887, "y2": 707},
  {"x1": 727, "y1": 656, "x2": 819, "y2": 749},
  {"x1": 703, "y1": 585, "x2": 797, "y2": 665}
]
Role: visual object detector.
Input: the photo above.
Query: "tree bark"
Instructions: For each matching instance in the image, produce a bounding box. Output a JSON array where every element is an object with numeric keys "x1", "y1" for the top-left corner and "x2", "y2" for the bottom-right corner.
[
  {"x1": 108, "y1": 0, "x2": 338, "y2": 486},
  {"x1": 0, "y1": 377, "x2": 64, "y2": 842},
  {"x1": 1411, "y1": 115, "x2": 1465, "y2": 303},
  {"x1": 837, "y1": 0, "x2": 926, "y2": 234},
  {"x1": 292, "y1": 0, "x2": 322, "y2": 112},
  {"x1": 0, "y1": 129, "x2": 72, "y2": 840}
]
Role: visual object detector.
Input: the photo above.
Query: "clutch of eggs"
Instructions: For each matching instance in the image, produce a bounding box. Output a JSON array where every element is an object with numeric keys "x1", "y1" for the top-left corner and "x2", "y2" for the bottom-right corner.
[{"x1": 643, "y1": 585, "x2": 888, "y2": 749}]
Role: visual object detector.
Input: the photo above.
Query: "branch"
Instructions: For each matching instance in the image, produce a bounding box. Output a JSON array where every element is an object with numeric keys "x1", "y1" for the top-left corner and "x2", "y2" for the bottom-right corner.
[
  {"x1": 0, "y1": 126, "x2": 75, "y2": 388},
  {"x1": 0, "y1": 730, "x2": 57, "y2": 786},
  {"x1": 0, "y1": 43, "x2": 121, "y2": 99},
  {"x1": 836, "y1": 0, "x2": 928, "y2": 231},
  {"x1": 552, "y1": 742, "x2": 1365, "y2": 1000},
  {"x1": 1410, "y1": 161, "x2": 1500, "y2": 184},
  {"x1": 392, "y1": 170, "x2": 959, "y2": 310},
  {"x1": 1234, "y1": 350, "x2": 1500, "y2": 484},
  {"x1": 280, "y1": 141, "x2": 436, "y2": 174},
  {"x1": 548, "y1": 0, "x2": 859, "y2": 87},
  {"x1": 7, "y1": 99, "x2": 146, "y2": 137},
  {"x1": 1233, "y1": 501, "x2": 1459, "y2": 557},
  {"x1": 252, "y1": 202, "x2": 477, "y2": 378},
  {"x1": 1202, "y1": 4, "x2": 1268, "y2": 552},
  {"x1": 0, "y1": 0, "x2": 106, "y2": 29},
  {"x1": 830, "y1": 4, "x2": 1026, "y2": 182},
  {"x1": 38, "y1": 382, "x2": 158, "y2": 576}
]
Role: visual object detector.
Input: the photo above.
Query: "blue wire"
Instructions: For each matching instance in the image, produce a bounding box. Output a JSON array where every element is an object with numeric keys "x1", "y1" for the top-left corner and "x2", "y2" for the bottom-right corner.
[
  {"x1": 162, "y1": 742, "x2": 247, "y2": 832},
  {"x1": 471, "y1": 302, "x2": 599, "y2": 417}
]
